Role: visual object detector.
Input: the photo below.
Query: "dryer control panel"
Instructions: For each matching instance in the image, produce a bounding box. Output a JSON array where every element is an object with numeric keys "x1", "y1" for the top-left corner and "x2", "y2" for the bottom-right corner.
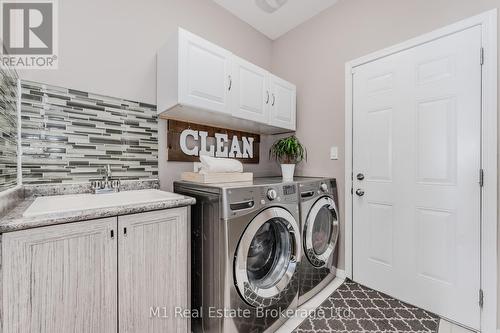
[{"x1": 299, "y1": 179, "x2": 338, "y2": 202}]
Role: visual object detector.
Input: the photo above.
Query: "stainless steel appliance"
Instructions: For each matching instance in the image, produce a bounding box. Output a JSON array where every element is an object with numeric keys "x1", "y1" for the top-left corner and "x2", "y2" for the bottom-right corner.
[
  {"x1": 174, "y1": 179, "x2": 301, "y2": 333},
  {"x1": 295, "y1": 177, "x2": 339, "y2": 305}
]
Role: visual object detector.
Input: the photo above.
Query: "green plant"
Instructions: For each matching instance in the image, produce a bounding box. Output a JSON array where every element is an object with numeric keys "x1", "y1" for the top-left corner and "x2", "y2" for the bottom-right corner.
[{"x1": 269, "y1": 135, "x2": 307, "y2": 164}]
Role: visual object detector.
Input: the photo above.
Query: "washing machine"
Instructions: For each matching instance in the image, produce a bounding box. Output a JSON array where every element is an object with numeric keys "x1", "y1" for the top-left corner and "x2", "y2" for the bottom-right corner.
[
  {"x1": 295, "y1": 177, "x2": 340, "y2": 306},
  {"x1": 174, "y1": 179, "x2": 301, "y2": 333}
]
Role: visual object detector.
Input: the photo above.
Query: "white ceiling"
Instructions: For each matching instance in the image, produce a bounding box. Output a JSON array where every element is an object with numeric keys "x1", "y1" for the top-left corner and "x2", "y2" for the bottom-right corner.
[{"x1": 212, "y1": 0, "x2": 339, "y2": 40}]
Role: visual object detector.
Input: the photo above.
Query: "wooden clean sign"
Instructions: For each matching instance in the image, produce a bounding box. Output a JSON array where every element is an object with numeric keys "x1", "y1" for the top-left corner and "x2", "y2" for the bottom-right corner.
[{"x1": 166, "y1": 120, "x2": 260, "y2": 164}]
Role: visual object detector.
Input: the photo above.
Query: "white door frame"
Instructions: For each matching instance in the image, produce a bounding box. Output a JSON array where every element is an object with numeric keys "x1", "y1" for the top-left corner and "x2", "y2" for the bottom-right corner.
[{"x1": 344, "y1": 10, "x2": 497, "y2": 332}]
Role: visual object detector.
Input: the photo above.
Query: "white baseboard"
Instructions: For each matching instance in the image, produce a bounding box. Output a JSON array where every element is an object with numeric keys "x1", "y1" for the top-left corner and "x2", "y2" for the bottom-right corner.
[{"x1": 336, "y1": 268, "x2": 346, "y2": 280}]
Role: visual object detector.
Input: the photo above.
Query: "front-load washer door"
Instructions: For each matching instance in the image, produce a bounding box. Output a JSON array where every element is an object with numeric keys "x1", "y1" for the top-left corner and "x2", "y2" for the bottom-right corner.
[
  {"x1": 234, "y1": 207, "x2": 300, "y2": 308},
  {"x1": 304, "y1": 196, "x2": 339, "y2": 267}
]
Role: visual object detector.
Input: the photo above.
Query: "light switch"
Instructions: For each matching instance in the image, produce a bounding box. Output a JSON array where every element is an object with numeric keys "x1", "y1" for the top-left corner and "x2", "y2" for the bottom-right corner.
[{"x1": 330, "y1": 146, "x2": 338, "y2": 160}]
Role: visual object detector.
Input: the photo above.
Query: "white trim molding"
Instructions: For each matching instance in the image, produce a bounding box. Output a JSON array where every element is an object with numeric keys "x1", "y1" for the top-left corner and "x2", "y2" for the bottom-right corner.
[
  {"x1": 344, "y1": 9, "x2": 497, "y2": 333},
  {"x1": 335, "y1": 268, "x2": 346, "y2": 280}
]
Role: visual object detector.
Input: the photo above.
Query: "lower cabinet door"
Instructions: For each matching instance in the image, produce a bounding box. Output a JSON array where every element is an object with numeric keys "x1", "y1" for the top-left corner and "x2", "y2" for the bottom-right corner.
[
  {"x1": 118, "y1": 207, "x2": 189, "y2": 333},
  {"x1": 2, "y1": 217, "x2": 118, "y2": 333}
]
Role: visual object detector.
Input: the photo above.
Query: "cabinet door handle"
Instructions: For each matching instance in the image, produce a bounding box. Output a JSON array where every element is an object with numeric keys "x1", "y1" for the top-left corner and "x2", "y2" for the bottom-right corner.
[
  {"x1": 272, "y1": 93, "x2": 276, "y2": 106},
  {"x1": 265, "y1": 90, "x2": 269, "y2": 104},
  {"x1": 110, "y1": 229, "x2": 115, "y2": 239},
  {"x1": 123, "y1": 227, "x2": 127, "y2": 237},
  {"x1": 228, "y1": 75, "x2": 232, "y2": 91}
]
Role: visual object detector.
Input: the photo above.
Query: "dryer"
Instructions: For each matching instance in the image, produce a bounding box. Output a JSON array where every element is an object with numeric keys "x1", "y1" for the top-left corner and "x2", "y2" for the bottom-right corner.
[
  {"x1": 174, "y1": 179, "x2": 301, "y2": 333},
  {"x1": 295, "y1": 177, "x2": 340, "y2": 305}
]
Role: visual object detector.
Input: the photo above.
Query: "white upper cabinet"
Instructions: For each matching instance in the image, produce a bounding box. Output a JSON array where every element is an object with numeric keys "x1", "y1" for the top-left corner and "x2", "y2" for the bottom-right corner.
[
  {"x1": 157, "y1": 28, "x2": 296, "y2": 134},
  {"x1": 269, "y1": 75, "x2": 296, "y2": 131},
  {"x1": 231, "y1": 56, "x2": 270, "y2": 124},
  {"x1": 178, "y1": 29, "x2": 232, "y2": 115},
  {"x1": 158, "y1": 28, "x2": 232, "y2": 115}
]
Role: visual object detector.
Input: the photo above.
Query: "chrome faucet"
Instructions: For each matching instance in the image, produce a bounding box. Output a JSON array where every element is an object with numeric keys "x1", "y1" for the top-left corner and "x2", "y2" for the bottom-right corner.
[
  {"x1": 91, "y1": 164, "x2": 120, "y2": 194},
  {"x1": 104, "y1": 164, "x2": 112, "y2": 182}
]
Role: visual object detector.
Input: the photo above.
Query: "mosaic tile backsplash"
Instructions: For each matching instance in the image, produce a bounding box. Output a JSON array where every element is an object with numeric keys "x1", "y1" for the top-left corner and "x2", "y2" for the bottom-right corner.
[
  {"x1": 0, "y1": 67, "x2": 19, "y2": 192},
  {"x1": 21, "y1": 81, "x2": 158, "y2": 184}
]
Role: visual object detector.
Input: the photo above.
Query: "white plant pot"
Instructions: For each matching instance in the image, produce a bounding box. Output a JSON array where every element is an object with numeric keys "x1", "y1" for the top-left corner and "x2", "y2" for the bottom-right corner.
[{"x1": 281, "y1": 164, "x2": 296, "y2": 182}]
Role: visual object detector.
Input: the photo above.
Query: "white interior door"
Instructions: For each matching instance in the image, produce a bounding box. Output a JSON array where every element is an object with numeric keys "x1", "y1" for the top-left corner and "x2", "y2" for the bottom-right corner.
[{"x1": 352, "y1": 26, "x2": 481, "y2": 329}]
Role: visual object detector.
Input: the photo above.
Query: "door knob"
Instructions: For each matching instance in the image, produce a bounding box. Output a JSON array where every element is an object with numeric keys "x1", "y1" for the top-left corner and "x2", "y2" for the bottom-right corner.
[
  {"x1": 355, "y1": 189, "x2": 365, "y2": 197},
  {"x1": 356, "y1": 173, "x2": 365, "y2": 181}
]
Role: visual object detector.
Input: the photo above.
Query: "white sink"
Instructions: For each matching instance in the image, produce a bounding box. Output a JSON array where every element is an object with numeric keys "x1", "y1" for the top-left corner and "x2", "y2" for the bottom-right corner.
[{"x1": 23, "y1": 189, "x2": 183, "y2": 218}]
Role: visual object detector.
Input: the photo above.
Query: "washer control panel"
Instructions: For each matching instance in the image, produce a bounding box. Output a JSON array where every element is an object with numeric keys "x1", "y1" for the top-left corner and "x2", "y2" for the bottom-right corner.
[
  {"x1": 224, "y1": 183, "x2": 299, "y2": 217},
  {"x1": 260, "y1": 184, "x2": 297, "y2": 204}
]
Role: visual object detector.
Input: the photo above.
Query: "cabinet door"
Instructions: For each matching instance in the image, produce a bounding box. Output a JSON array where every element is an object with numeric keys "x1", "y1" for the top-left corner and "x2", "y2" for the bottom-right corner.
[
  {"x1": 118, "y1": 207, "x2": 189, "y2": 333},
  {"x1": 179, "y1": 28, "x2": 232, "y2": 115},
  {"x1": 231, "y1": 56, "x2": 270, "y2": 123},
  {"x1": 269, "y1": 75, "x2": 297, "y2": 131},
  {"x1": 2, "y1": 218, "x2": 118, "y2": 333}
]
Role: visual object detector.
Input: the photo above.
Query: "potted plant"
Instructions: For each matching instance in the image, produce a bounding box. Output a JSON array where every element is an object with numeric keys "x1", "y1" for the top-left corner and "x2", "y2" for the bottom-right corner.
[{"x1": 269, "y1": 135, "x2": 306, "y2": 181}]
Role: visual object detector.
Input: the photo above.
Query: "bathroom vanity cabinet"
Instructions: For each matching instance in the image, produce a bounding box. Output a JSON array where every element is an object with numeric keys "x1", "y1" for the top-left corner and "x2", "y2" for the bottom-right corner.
[{"x1": 2, "y1": 207, "x2": 190, "y2": 333}]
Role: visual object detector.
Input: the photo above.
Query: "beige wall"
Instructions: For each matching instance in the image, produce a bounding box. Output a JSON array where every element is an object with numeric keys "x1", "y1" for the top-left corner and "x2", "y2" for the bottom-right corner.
[
  {"x1": 20, "y1": 0, "x2": 273, "y2": 104},
  {"x1": 19, "y1": 0, "x2": 280, "y2": 190},
  {"x1": 272, "y1": 0, "x2": 500, "y2": 275}
]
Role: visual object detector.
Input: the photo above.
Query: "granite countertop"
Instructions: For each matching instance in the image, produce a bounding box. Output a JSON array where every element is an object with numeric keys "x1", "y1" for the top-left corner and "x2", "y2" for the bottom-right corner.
[{"x1": 0, "y1": 189, "x2": 196, "y2": 233}]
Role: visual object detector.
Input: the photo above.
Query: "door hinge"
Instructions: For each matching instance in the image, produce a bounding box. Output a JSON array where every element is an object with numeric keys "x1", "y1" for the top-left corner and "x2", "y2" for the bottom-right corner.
[
  {"x1": 480, "y1": 47, "x2": 485, "y2": 66},
  {"x1": 479, "y1": 169, "x2": 484, "y2": 187},
  {"x1": 479, "y1": 289, "x2": 484, "y2": 307}
]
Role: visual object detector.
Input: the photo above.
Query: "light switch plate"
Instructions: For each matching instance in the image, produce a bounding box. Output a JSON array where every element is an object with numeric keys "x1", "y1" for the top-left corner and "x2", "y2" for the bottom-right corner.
[{"x1": 330, "y1": 146, "x2": 338, "y2": 160}]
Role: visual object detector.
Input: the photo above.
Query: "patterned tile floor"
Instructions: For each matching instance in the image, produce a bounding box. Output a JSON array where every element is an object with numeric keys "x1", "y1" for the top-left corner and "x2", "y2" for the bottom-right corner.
[{"x1": 293, "y1": 279, "x2": 440, "y2": 333}]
